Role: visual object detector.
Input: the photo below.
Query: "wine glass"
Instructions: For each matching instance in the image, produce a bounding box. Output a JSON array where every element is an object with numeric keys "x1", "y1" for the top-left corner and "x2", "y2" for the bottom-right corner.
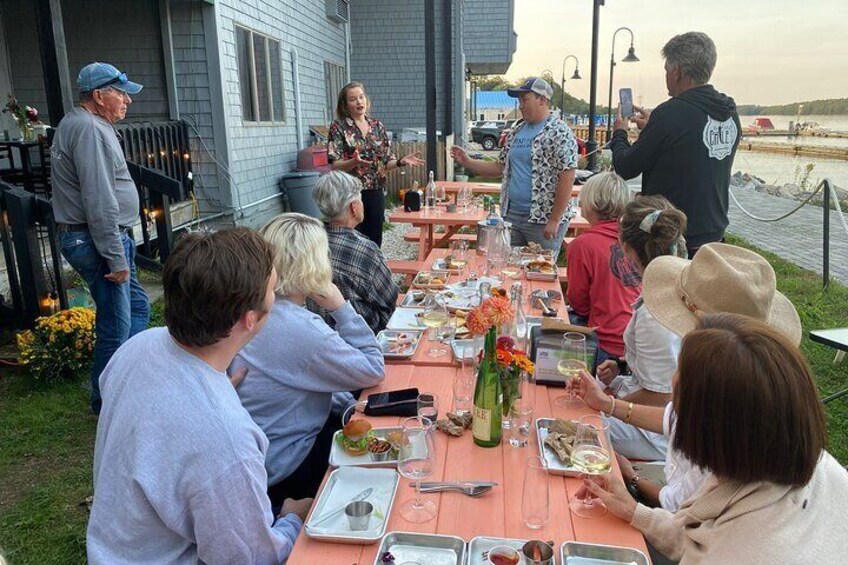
[
  {"x1": 397, "y1": 416, "x2": 437, "y2": 523},
  {"x1": 457, "y1": 185, "x2": 471, "y2": 212},
  {"x1": 501, "y1": 248, "x2": 524, "y2": 280},
  {"x1": 417, "y1": 393, "x2": 439, "y2": 425},
  {"x1": 568, "y1": 414, "x2": 612, "y2": 519},
  {"x1": 421, "y1": 294, "x2": 449, "y2": 357},
  {"x1": 555, "y1": 332, "x2": 588, "y2": 407}
]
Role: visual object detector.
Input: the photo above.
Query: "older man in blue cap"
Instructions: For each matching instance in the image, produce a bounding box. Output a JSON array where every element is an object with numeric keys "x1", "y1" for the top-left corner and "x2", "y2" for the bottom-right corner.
[
  {"x1": 51, "y1": 62, "x2": 149, "y2": 414},
  {"x1": 452, "y1": 76, "x2": 579, "y2": 256}
]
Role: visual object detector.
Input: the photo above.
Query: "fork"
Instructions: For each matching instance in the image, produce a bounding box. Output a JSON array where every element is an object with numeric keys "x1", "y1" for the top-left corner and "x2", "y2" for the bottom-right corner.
[{"x1": 418, "y1": 484, "x2": 492, "y2": 497}]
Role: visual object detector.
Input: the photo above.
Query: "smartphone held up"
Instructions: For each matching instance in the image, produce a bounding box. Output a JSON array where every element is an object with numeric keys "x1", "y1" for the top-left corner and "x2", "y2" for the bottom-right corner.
[{"x1": 619, "y1": 87, "x2": 635, "y2": 118}]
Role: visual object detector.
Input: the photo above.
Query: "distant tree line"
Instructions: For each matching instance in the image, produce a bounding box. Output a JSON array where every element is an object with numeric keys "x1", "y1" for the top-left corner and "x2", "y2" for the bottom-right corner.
[
  {"x1": 473, "y1": 75, "x2": 609, "y2": 115},
  {"x1": 737, "y1": 98, "x2": 848, "y2": 116}
]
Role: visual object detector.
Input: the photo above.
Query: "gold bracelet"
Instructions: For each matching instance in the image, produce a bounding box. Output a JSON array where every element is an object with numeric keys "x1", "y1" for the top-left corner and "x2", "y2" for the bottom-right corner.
[{"x1": 623, "y1": 401, "x2": 634, "y2": 424}]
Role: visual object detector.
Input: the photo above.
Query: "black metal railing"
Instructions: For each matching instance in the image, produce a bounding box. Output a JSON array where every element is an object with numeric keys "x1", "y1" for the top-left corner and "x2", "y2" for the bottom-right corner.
[{"x1": 115, "y1": 120, "x2": 192, "y2": 200}]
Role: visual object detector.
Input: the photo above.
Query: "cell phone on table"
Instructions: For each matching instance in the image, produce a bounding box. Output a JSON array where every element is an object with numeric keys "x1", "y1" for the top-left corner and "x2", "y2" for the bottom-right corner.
[
  {"x1": 619, "y1": 88, "x2": 635, "y2": 118},
  {"x1": 364, "y1": 387, "x2": 420, "y2": 417}
]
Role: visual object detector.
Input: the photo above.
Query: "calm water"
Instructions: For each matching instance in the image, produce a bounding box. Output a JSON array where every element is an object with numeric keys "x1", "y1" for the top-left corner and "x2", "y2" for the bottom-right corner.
[{"x1": 736, "y1": 114, "x2": 848, "y2": 187}]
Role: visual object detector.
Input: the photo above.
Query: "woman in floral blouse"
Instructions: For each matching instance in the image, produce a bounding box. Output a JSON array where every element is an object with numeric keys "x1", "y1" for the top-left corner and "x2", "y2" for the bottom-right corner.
[{"x1": 327, "y1": 82, "x2": 423, "y2": 246}]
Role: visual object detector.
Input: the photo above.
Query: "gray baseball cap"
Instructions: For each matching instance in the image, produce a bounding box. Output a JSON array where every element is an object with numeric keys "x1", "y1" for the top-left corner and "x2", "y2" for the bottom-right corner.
[{"x1": 507, "y1": 77, "x2": 553, "y2": 100}]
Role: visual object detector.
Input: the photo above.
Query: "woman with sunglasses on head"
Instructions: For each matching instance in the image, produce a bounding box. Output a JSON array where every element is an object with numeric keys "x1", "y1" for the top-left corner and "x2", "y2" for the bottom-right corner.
[
  {"x1": 327, "y1": 82, "x2": 424, "y2": 247},
  {"x1": 577, "y1": 313, "x2": 848, "y2": 564}
]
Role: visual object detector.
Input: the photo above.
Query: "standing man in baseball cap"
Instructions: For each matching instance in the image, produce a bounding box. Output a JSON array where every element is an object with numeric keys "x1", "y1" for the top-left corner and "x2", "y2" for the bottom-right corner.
[
  {"x1": 51, "y1": 62, "x2": 149, "y2": 414},
  {"x1": 452, "y1": 76, "x2": 579, "y2": 256}
]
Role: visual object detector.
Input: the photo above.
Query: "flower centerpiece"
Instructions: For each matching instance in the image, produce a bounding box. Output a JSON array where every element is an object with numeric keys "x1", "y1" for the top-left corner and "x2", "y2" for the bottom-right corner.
[
  {"x1": 495, "y1": 335, "x2": 534, "y2": 420},
  {"x1": 3, "y1": 95, "x2": 43, "y2": 141},
  {"x1": 16, "y1": 307, "x2": 96, "y2": 382}
]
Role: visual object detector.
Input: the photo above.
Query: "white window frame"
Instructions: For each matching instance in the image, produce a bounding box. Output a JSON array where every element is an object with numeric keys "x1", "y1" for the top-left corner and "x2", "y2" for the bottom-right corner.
[{"x1": 235, "y1": 25, "x2": 286, "y2": 124}]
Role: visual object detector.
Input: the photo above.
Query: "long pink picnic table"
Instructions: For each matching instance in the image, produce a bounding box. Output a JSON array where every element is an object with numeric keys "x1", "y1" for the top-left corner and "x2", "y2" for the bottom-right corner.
[{"x1": 287, "y1": 368, "x2": 652, "y2": 563}]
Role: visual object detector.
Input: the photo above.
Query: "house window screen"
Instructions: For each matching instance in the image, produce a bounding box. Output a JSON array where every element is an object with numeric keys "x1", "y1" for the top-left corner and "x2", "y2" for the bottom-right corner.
[{"x1": 236, "y1": 25, "x2": 286, "y2": 123}]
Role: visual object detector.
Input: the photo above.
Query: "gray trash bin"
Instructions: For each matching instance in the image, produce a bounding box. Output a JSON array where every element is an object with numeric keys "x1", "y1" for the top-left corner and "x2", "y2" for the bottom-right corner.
[{"x1": 279, "y1": 171, "x2": 322, "y2": 219}]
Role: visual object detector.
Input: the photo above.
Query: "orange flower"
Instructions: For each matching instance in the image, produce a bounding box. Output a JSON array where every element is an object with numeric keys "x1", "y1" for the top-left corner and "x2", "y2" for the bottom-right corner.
[
  {"x1": 513, "y1": 352, "x2": 535, "y2": 374},
  {"x1": 496, "y1": 347, "x2": 514, "y2": 367},
  {"x1": 486, "y1": 295, "x2": 514, "y2": 327},
  {"x1": 466, "y1": 307, "x2": 492, "y2": 336}
]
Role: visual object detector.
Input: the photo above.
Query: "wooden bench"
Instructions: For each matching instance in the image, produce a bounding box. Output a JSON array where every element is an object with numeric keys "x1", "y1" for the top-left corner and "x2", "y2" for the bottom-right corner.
[
  {"x1": 387, "y1": 259, "x2": 426, "y2": 285},
  {"x1": 403, "y1": 229, "x2": 477, "y2": 244}
]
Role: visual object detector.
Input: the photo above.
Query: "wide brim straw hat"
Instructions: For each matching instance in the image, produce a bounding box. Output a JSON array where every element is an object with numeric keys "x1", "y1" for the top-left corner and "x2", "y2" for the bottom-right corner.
[{"x1": 642, "y1": 243, "x2": 802, "y2": 345}]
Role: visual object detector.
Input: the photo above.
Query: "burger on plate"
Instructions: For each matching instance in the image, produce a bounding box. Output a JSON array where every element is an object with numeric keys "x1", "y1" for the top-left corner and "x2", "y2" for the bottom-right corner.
[{"x1": 338, "y1": 419, "x2": 373, "y2": 456}]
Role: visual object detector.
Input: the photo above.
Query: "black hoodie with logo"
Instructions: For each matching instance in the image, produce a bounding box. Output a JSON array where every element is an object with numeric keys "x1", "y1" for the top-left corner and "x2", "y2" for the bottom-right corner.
[{"x1": 610, "y1": 85, "x2": 741, "y2": 249}]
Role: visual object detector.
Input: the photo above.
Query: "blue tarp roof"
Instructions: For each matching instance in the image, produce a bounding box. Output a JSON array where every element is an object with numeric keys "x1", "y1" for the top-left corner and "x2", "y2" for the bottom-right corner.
[{"x1": 476, "y1": 91, "x2": 516, "y2": 110}]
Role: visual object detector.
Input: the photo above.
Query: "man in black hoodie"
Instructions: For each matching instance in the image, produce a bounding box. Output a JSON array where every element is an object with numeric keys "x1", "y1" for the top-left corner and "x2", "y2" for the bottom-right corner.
[{"x1": 610, "y1": 32, "x2": 740, "y2": 257}]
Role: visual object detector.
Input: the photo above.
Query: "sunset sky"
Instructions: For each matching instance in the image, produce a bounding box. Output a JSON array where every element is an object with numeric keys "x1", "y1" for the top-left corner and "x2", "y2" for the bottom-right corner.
[{"x1": 503, "y1": 0, "x2": 848, "y2": 108}]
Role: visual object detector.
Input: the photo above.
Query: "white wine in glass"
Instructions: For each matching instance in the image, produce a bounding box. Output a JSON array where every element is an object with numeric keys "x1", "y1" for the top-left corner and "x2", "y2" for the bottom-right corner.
[
  {"x1": 569, "y1": 415, "x2": 612, "y2": 519},
  {"x1": 422, "y1": 295, "x2": 449, "y2": 357},
  {"x1": 555, "y1": 333, "x2": 588, "y2": 407}
]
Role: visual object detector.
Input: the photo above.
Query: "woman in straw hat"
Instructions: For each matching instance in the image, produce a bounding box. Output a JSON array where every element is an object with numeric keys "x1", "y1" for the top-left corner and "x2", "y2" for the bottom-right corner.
[
  {"x1": 595, "y1": 195, "x2": 689, "y2": 462},
  {"x1": 575, "y1": 313, "x2": 847, "y2": 564},
  {"x1": 573, "y1": 241, "x2": 803, "y2": 513}
]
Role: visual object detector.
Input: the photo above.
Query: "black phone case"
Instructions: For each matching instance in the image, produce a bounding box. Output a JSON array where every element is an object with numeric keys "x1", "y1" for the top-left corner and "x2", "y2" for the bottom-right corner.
[{"x1": 363, "y1": 387, "x2": 420, "y2": 417}]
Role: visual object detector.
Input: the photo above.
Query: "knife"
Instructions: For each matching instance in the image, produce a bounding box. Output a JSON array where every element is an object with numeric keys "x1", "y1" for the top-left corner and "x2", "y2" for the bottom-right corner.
[
  {"x1": 413, "y1": 481, "x2": 498, "y2": 488},
  {"x1": 307, "y1": 487, "x2": 373, "y2": 528}
]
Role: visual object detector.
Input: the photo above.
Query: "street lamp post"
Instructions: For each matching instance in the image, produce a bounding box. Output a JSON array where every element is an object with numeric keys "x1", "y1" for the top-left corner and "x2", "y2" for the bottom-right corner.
[
  {"x1": 560, "y1": 55, "x2": 581, "y2": 121},
  {"x1": 586, "y1": 0, "x2": 604, "y2": 171},
  {"x1": 606, "y1": 26, "x2": 639, "y2": 141}
]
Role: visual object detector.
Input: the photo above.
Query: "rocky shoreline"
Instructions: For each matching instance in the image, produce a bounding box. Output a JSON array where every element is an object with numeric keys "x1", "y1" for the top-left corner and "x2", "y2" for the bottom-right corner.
[{"x1": 730, "y1": 171, "x2": 848, "y2": 210}]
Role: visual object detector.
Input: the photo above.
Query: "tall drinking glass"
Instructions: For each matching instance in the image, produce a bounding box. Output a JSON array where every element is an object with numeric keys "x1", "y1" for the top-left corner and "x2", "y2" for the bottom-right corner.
[
  {"x1": 568, "y1": 414, "x2": 612, "y2": 519},
  {"x1": 453, "y1": 354, "x2": 476, "y2": 417},
  {"x1": 421, "y1": 294, "x2": 449, "y2": 357},
  {"x1": 397, "y1": 416, "x2": 437, "y2": 523},
  {"x1": 522, "y1": 455, "x2": 549, "y2": 529},
  {"x1": 554, "y1": 332, "x2": 588, "y2": 407}
]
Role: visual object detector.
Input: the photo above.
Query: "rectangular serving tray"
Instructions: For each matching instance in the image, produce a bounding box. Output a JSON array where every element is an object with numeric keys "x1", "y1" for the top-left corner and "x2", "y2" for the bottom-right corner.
[
  {"x1": 303, "y1": 467, "x2": 399, "y2": 544},
  {"x1": 536, "y1": 418, "x2": 582, "y2": 477},
  {"x1": 376, "y1": 330, "x2": 424, "y2": 359},
  {"x1": 373, "y1": 531, "x2": 465, "y2": 565},
  {"x1": 561, "y1": 541, "x2": 649, "y2": 565},
  {"x1": 328, "y1": 426, "x2": 403, "y2": 468}
]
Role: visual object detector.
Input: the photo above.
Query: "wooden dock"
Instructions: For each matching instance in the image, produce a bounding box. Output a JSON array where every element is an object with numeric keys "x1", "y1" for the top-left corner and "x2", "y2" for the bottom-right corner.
[{"x1": 737, "y1": 141, "x2": 848, "y2": 161}]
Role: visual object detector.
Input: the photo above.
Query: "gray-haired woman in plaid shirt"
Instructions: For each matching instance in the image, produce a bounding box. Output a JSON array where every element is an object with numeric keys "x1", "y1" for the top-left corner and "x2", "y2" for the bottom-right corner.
[{"x1": 310, "y1": 171, "x2": 399, "y2": 333}]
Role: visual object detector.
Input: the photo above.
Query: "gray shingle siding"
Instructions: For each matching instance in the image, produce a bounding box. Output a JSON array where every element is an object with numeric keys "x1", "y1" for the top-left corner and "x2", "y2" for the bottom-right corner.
[
  {"x1": 463, "y1": 0, "x2": 515, "y2": 74},
  {"x1": 170, "y1": 0, "x2": 225, "y2": 214},
  {"x1": 349, "y1": 0, "x2": 456, "y2": 136},
  {"x1": 1, "y1": 0, "x2": 169, "y2": 124},
  {"x1": 216, "y1": 0, "x2": 347, "y2": 227}
]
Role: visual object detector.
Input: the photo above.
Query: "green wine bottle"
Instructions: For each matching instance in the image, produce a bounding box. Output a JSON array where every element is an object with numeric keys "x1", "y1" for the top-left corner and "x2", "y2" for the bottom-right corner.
[{"x1": 473, "y1": 328, "x2": 503, "y2": 447}]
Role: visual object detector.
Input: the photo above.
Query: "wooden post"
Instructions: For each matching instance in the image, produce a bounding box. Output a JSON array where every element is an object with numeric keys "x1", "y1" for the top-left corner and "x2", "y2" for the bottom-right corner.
[{"x1": 34, "y1": 0, "x2": 74, "y2": 125}]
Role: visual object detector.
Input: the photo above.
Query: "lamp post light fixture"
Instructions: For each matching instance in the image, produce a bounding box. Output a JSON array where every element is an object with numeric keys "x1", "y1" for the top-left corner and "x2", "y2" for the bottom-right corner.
[
  {"x1": 606, "y1": 26, "x2": 639, "y2": 140},
  {"x1": 560, "y1": 55, "x2": 581, "y2": 120},
  {"x1": 586, "y1": 0, "x2": 604, "y2": 171}
]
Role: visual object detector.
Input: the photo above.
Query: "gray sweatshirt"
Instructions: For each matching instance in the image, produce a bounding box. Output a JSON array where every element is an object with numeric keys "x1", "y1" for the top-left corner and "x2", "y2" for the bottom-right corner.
[
  {"x1": 233, "y1": 299, "x2": 384, "y2": 485},
  {"x1": 88, "y1": 327, "x2": 301, "y2": 564},
  {"x1": 51, "y1": 107, "x2": 139, "y2": 272}
]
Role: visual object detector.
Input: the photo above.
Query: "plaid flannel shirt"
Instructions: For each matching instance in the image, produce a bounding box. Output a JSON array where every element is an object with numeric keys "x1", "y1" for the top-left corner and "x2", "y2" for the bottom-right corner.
[{"x1": 309, "y1": 225, "x2": 399, "y2": 333}]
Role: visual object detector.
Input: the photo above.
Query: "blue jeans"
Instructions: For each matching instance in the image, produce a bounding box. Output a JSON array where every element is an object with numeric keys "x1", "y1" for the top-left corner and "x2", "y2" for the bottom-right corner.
[
  {"x1": 59, "y1": 230, "x2": 150, "y2": 413},
  {"x1": 504, "y1": 209, "x2": 570, "y2": 258}
]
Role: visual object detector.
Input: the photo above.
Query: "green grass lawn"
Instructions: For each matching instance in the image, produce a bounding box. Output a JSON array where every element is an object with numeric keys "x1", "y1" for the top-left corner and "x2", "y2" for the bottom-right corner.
[{"x1": 0, "y1": 236, "x2": 846, "y2": 563}]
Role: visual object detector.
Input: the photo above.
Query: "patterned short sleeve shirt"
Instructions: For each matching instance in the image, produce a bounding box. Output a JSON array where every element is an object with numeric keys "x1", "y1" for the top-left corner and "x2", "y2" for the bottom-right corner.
[
  {"x1": 498, "y1": 115, "x2": 579, "y2": 224},
  {"x1": 326, "y1": 117, "x2": 396, "y2": 191}
]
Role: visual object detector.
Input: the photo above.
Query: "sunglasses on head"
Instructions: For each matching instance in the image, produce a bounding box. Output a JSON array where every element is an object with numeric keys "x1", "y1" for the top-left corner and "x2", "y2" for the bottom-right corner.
[{"x1": 92, "y1": 72, "x2": 128, "y2": 91}]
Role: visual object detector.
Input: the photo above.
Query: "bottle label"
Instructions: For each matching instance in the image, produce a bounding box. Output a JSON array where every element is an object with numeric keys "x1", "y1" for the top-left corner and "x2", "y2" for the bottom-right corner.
[{"x1": 473, "y1": 406, "x2": 492, "y2": 441}]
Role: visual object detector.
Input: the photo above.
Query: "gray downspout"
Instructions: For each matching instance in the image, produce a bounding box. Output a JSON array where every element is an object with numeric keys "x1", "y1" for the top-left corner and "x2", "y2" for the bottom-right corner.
[
  {"x1": 345, "y1": 21, "x2": 351, "y2": 83},
  {"x1": 291, "y1": 48, "x2": 304, "y2": 150}
]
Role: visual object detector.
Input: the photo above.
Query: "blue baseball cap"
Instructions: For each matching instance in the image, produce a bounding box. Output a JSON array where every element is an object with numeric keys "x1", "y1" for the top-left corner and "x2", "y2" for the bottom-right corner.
[
  {"x1": 507, "y1": 77, "x2": 553, "y2": 100},
  {"x1": 77, "y1": 62, "x2": 143, "y2": 94}
]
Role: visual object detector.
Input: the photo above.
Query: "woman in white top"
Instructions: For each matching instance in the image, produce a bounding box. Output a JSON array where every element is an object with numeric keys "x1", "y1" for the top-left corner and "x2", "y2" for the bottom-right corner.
[{"x1": 596, "y1": 195, "x2": 688, "y2": 461}]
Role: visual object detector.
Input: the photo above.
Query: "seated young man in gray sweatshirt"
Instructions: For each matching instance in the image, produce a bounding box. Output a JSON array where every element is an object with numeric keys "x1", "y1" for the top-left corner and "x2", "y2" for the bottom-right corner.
[{"x1": 87, "y1": 228, "x2": 312, "y2": 564}]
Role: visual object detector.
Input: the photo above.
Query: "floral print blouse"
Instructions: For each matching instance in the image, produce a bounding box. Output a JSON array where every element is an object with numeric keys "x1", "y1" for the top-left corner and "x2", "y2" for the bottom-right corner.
[{"x1": 327, "y1": 117, "x2": 396, "y2": 191}]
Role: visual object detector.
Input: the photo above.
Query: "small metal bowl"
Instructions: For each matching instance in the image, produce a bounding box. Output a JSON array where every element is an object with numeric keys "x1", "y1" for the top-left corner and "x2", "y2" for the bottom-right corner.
[
  {"x1": 367, "y1": 440, "x2": 393, "y2": 462},
  {"x1": 530, "y1": 289, "x2": 562, "y2": 309},
  {"x1": 522, "y1": 540, "x2": 554, "y2": 565},
  {"x1": 345, "y1": 500, "x2": 373, "y2": 531}
]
